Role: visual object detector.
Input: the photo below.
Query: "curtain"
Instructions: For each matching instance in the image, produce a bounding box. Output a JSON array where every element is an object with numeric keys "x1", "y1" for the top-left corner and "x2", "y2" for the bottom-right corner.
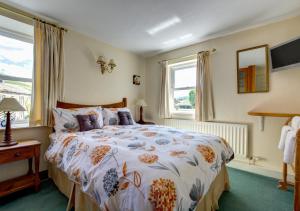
[
  {"x1": 159, "y1": 61, "x2": 171, "y2": 119},
  {"x1": 195, "y1": 51, "x2": 215, "y2": 121},
  {"x1": 30, "y1": 21, "x2": 64, "y2": 126}
]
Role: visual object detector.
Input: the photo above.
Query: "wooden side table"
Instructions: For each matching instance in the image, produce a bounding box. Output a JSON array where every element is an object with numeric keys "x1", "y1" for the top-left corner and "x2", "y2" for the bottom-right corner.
[
  {"x1": 137, "y1": 121, "x2": 155, "y2": 125},
  {"x1": 0, "y1": 140, "x2": 41, "y2": 197}
]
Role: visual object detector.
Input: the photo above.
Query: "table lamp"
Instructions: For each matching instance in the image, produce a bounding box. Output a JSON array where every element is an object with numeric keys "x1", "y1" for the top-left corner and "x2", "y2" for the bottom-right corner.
[
  {"x1": 0, "y1": 98, "x2": 25, "y2": 147},
  {"x1": 136, "y1": 99, "x2": 147, "y2": 124}
]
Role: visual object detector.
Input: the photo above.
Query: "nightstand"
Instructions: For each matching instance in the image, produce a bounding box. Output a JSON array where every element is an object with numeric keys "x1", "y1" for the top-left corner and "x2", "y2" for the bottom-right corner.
[
  {"x1": 137, "y1": 121, "x2": 155, "y2": 125},
  {"x1": 0, "y1": 140, "x2": 41, "y2": 197}
]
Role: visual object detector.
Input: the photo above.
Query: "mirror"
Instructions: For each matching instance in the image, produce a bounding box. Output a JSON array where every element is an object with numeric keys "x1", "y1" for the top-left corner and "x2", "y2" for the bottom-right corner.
[{"x1": 237, "y1": 45, "x2": 269, "y2": 93}]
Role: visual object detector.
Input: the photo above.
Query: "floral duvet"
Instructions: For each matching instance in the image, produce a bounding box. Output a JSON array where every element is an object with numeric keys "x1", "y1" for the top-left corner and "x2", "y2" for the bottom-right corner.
[{"x1": 45, "y1": 124, "x2": 234, "y2": 211}]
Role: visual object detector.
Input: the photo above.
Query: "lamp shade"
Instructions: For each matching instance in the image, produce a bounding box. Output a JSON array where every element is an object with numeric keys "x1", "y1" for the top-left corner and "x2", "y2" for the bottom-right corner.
[
  {"x1": 0, "y1": 98, "x2": 26, "y2": 112},
  {"x1": 136, "y1": 99, "x2": 147, "y2": 107}
]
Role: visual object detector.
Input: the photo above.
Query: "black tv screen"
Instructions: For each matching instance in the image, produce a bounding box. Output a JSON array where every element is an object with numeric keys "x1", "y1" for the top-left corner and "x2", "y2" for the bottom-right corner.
[{"x1": 271, "y1": 37, "x2": 300, "y2": 71}]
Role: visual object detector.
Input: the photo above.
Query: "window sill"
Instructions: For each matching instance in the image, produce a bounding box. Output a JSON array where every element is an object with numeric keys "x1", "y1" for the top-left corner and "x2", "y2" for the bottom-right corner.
[
  {"x1": 0, "y1": 125, "x2": 45, "y2": 131},
  {"x1": 171, "y1": 112, "x2": 195, "y2": 120}
]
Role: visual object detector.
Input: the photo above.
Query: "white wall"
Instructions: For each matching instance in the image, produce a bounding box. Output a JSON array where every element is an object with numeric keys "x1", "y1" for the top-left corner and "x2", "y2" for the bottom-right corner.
[
  {"x1": 0, "y1": 30, "x2": 145, "y2": 181},
  {"x1": 64, "y1": 31, "x2": 145, "y2": 110},
  {"x1": 145, "y1": 15, "x2": 300, "y2": 175}
]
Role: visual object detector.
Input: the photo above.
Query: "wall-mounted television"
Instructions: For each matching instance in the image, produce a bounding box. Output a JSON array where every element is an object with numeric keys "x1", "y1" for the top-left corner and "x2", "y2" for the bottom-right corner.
[{"x1": 270, "y1": 37, "x2": 300, "y2": 72}]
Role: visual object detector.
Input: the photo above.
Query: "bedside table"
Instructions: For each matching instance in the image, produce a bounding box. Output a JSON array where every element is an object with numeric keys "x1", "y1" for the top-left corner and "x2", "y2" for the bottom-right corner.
[
  {"x1": 137, "y1": 121, "x2": 155, "y2": 125},
  {"x1": 0, "y1": 140, "x2": 41, "y2": 197}
]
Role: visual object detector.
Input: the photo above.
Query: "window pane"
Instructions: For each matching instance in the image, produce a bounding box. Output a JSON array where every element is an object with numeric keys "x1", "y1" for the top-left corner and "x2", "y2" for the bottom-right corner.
[
  {"x1": 174, "y1": 67, "x2": 196, "y2": 88},
  {"x1": 173, "y1": 89, "x2": 195, "y2": 110},
  {"x1": 0, "y1": 34, "x2": 33, "y2": 127},
  {"x1": 0, "y1": 35, "x2": 33, "y2": 78}
]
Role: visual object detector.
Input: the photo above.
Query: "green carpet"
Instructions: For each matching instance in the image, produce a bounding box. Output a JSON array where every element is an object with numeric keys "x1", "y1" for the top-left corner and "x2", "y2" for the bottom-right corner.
[
  {"x1": 219, "y1": 168, "x2": 293, "y2": 211},
  {"x1": 0, "y1": 179, "x2": 67, "y2": 211},
  {"x1": 0, "y1": 168, "x2": 293, "y2": 211}
]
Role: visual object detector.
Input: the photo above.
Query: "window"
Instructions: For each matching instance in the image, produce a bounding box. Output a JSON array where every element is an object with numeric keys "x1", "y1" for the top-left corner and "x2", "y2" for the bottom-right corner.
[
  {"x1": 169, "y1": 59, "x2": 196, "y2": 118},
  {"x1": 0, "y1": 15, "x2": 34, "y2": 128}
]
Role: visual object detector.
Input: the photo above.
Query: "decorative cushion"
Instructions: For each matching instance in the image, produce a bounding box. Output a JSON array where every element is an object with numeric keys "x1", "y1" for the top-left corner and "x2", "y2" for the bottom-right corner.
[
  {"x1": 118, "y1": 111, "x2": 134, "y2": 125},
  {"x1": 53, "y1": 107, "x2": 103, "y2": 133},
  {"x1": 76, "y1": 114, "x2": 101, "y2": 131},
  {"x1": 102, "y1": 108, "x2": 135, "y2": 126}
]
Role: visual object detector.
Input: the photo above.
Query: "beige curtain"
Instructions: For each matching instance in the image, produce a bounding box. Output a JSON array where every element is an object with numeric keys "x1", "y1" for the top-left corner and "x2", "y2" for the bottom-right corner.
[
  {"x1": 30, "y1": 21, "x2": 64, "y2": 126},
  {"x1": 159, "y1": 61, "x2": 171, "y2": 119},
  {"x1": 195, "y1": 51, "x2": 215, "y2": 121}
]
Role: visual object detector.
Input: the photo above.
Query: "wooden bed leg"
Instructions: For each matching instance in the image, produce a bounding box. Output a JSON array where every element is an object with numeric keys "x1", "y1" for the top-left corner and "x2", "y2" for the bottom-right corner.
[
  {"x1": 278, "y1": 163, "x2": 288, "y2": 190},
  {"x1": 294, "y1": 130, "x2": 300, "y2": 211},
  {"x1": 66, "y1": 182, "x2": 75, "y2": 211}
]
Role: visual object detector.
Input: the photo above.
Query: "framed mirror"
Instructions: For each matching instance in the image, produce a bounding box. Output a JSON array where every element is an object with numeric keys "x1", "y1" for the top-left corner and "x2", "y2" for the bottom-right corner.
[{"x1": 237, "y1": 44, "x2": 269, "y2": 93}]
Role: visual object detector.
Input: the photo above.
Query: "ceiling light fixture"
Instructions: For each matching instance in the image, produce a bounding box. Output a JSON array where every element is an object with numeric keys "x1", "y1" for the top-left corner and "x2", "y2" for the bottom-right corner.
[
  {"x1": 147, "y1": 16, "x2": 181, "y2": 35},
  {"x1": 163, "y1": 39, "x2": 177, "y2": 45},
  {"x1": 180, "y1": 33, "x2": 193, "y2": 40},
  {"x1": 163, "y1": 33, "x2": 193, "y2": 45}
]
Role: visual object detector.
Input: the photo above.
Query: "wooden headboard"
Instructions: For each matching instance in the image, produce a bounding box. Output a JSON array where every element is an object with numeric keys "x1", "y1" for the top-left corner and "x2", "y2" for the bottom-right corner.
[{"x1": 56, "y1": 98, "x2": 127, "y2": 109}]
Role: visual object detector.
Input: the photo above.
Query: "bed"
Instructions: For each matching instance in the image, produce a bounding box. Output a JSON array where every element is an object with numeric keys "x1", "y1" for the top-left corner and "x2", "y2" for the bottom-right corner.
[{"x1": 46, "y1": 98, "x2": 234, "y2": 211}]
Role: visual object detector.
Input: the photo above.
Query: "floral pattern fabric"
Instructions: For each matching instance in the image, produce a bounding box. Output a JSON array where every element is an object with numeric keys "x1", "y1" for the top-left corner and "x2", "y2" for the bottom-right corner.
[
  {"x1": 46, "y1": 125, "x2": 234, "y2": 211},
  {"x1": 53, "y1": 107, "x2": 104, "y2": 132}
]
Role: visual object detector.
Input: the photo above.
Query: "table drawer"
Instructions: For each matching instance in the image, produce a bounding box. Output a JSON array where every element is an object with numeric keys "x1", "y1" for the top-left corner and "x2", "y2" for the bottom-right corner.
[{"x1": 0, "y1": 147, "x2": 34, "y2": 164}]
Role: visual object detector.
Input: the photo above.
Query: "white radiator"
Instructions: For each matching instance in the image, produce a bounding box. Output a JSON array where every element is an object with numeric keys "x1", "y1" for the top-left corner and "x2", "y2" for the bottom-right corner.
[{"x1": 160, "y1": 119, "x2": 248, "y2": 159}]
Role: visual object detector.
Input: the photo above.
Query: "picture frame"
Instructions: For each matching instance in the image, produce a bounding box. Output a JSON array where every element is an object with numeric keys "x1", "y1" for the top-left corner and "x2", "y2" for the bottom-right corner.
[
  {"x1": 133, "y1": 75, "x2": 141, "y2": 85},
  {"x1": 236, "y1": 44, "x2": 269, "y2": 94}
]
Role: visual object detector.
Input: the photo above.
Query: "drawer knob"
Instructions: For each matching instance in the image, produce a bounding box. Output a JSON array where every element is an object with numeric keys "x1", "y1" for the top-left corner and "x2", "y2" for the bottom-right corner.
[{"x1": 14, "y1": 152, "x2": 21, "y2": 157}]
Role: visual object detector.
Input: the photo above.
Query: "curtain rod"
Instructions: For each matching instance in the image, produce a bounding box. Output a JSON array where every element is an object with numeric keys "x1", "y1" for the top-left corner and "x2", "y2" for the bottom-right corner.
[
  {"x1": 158, "y1": 48, "x2": 216, "y2": 64},
  {"x1": 0, "y1": 3, "x2": 68, "y2": 32}
]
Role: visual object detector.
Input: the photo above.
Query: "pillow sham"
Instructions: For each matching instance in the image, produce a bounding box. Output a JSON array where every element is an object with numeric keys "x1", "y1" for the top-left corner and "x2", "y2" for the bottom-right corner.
[
  {"x1": 53, "y1": 106, "x2": 103, "y2": 133},
  {"x1": 102, "y1": 108, "x2": 135, "y2": 126},
  {"x1": 76, "y1": 114, "x2": 101, "y2": 131},
  {"x1": 118, "y1": 111, "x2": 134, "y2": 125}
]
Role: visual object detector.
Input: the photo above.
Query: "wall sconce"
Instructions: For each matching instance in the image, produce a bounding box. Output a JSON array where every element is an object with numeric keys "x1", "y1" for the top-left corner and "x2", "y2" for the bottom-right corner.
[{"x1": 96, "y1": 56, "x2": 117, "y2": 74}]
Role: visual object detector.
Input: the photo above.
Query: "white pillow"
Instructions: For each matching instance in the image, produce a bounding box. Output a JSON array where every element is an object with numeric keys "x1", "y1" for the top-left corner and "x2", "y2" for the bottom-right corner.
[
  {"x1": 53, "y1": 107, "x2": 103, "y2": 133},
  {"x1": 102, "y1": 108, "x2": 135, "y2": 126}
]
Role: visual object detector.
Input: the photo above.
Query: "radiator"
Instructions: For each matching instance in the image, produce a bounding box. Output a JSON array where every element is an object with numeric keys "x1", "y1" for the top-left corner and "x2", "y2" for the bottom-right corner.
[{"x1": 160, "y1": 119, "x2": 248, "y2": 159}]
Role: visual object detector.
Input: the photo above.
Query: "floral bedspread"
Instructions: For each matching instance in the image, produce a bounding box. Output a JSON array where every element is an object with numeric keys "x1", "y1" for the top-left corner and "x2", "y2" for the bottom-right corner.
[{"x1": 45, "y1": 125, "x2": 234, "y2": 211}]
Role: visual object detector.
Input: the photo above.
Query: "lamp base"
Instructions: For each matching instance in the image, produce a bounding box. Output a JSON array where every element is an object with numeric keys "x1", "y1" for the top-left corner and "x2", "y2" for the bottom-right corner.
[{"x1": 0, "y1": 140, "x2": 18, "y2": 147}]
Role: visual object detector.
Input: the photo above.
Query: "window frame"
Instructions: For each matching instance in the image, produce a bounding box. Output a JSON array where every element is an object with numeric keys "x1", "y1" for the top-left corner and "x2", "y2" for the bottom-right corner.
[
  {"x1": 0, "y1": 26, "x2": 33, "y2": 44},
  {"x1": 168, "y1": 59, "x2": 197, "y2": 119},
  {"x1": 0, "y1": 22, "x2": 34, "y2": 128}
]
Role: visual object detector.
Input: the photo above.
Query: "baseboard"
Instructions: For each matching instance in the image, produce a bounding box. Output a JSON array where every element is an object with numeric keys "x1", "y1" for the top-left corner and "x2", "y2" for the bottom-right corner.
[
  {"x1": 39, "y1": 170, "x2": 48, "y2": 181},
  {"x1": 228, "y1": 160, "x2": 294, "y2": 182}
]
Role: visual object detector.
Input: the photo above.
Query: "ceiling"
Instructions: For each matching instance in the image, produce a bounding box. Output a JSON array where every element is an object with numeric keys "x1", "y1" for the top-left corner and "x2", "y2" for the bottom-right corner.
[{"x1": 3, "y1": 0, "x2": 300, "y2": 57}]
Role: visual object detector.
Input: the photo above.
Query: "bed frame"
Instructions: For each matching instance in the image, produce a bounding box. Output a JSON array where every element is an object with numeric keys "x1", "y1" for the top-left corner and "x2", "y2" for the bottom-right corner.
[
  {"x1": 56, "y1": 97, "x2": 127, "y2": 109},
  {"x1": 278, "y1": 117, "x2": 300, "y2": 211}
]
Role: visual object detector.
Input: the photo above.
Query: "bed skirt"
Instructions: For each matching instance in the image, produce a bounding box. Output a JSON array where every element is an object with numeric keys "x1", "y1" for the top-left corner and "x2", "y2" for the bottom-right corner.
[{"x1": 48, "y1": 163, "x2": 230, "y2": 211}]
